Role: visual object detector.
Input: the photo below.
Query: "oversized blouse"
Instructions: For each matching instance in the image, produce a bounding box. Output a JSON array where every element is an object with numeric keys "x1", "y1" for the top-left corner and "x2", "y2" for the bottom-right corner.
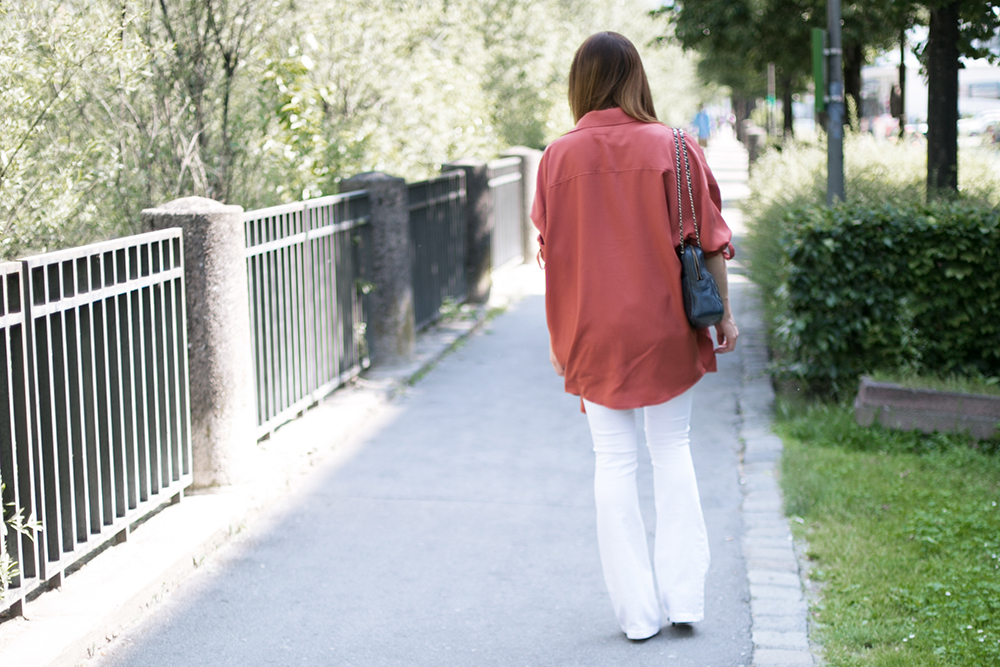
[{"x1": 531, "y1": 107, "x2": 733, "y2": 410}]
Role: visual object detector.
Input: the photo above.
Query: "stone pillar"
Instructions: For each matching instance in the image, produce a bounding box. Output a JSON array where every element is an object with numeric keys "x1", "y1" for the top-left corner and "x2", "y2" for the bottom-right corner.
[
  {"x1": 739, "y1": 119, "x2": 755, "y2": 148},
  {"x1": 444, "y1": 159, "x2": 491, "y2": 303},
  {"x1": 501, "y1": 146, "x2": 543, "y2": 265},
  {"x1": 339, "y1": 172, "x2": 415, "y2": 363},
  {"x1": 747, "y1": 128, "x2": 768, "y2": 169},
  {"x1": 141, "y1": 197, "x2": 255, "y2": 488}
]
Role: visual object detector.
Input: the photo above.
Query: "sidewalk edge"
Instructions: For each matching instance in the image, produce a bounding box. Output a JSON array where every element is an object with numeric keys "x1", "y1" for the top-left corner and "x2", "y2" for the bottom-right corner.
[{"x1": 737, "y1": 283, "x2": 821, "y2": 667}]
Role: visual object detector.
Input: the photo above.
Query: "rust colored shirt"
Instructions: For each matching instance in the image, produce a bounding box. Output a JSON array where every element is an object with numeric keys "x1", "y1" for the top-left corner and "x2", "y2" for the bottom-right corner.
[{"x1": 531, "y1": 107, "x2": 733, "y2": 410}]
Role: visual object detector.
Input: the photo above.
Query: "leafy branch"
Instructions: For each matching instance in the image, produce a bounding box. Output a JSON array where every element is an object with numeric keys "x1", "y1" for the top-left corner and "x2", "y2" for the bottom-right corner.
[{"x1": 1, "y1": 481, "x2": 42, "y2": 602}]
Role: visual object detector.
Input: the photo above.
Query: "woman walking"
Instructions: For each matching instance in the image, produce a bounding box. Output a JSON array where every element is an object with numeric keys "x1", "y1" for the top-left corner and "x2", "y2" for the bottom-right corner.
[{"x1": 531, "y1": 32, "x2": 738, "y2": 640}]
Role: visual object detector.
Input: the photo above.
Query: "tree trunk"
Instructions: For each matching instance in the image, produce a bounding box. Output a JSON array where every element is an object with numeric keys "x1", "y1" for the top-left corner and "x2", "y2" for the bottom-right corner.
[
  {"x1": 734, "y1": 94, "x2": 751, "y2": 143},
  {"x1": 782, "y1": 77, "x2": 794, "y2": 139},
  {"x1": 927, "y1": 1, "x2": 960, "y2": 196},
  {"x1": 842, "y1": 42, "x2": 863, "y2": 124},
  {"x1": 899, "y1": 30, "x2": 907, "y2": 138}
]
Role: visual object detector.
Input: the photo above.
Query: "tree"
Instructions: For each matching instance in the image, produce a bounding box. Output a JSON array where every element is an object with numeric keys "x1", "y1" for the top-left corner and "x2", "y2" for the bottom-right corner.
[
  {"x1": 837, "y1": 2, "x2": 909, "y2": 117},
  {"x1": 926, "y1": 2, "x2": 962, "y2": 194},
  {"x1": 666, "y1": 0, "x2": 904, "y2": 137},
  {"x1": 666, "y1": 0, "x2": 814, "y2": 138},
  {"x1": 921, "y1": 0, "x2": 1000, "y2": 197},
  {"x1": 258, "y1": 0, "x2": 700, "y2": 201},
  {"x1": 2, "y1": 0, "x2": 703, "y2": 259},
  {"x1": 135, "y1": 0, "x2": 274, "y2": 203},
  {"x1": 0, "y1": 0, "x2": 151, "y2": 257},
  {"x1": 668, "y1": 0, "x2": 1000, "y2": 200}
]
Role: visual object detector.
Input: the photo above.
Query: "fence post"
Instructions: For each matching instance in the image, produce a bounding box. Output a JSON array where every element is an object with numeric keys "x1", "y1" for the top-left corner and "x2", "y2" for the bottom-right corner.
[
  {"x1": 339, "y1": 173, "x2": 415, "y2": 362},
  {"x1": 142, "y1": 197, "x2": 255, "y2": 487},
  {"x1": 443, "y1": 159, "x2": 491, "y2": 303},
  {"x1": 500, "y1": 147, "x2": 543, "y2": 264}
]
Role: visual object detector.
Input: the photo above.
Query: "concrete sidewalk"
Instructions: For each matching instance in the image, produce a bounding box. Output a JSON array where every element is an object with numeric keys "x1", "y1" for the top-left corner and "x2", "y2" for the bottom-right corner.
[
  {"x1": 87, "y1": 287, "x2": 757, "y2": 667},
  {"x1": 84, "y1": 135, "x2": 799, "y2": 667},
  {"x1": 0, "y1": 134, "x2": 815, "y2": 667}
]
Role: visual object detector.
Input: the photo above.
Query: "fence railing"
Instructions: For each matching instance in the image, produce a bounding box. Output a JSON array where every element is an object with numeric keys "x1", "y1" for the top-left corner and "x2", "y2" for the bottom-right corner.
[
  {"x1": 409, "y1": 171, "x2": 467, "y2": 329},
  {"x1": 1, "y1": 261, "x2": 39, "y2": 613},
  {"x1": 244, "y1": 193, "x2": 373, "y2": 438},
  {"x1": 1, "y1": 229, "x2": 192, "y2": 614},
  {"x1": 1, "y1": 150, "x2": 537, "y2": 617},
  {"x1": 487, "y1": 157, "x2": 524, "y2": 270}
]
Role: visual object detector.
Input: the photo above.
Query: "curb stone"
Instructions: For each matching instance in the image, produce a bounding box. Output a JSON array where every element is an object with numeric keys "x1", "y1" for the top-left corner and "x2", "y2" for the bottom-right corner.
[{"x1": 737, "y1": 284, "x2": 821, "y2": 667}]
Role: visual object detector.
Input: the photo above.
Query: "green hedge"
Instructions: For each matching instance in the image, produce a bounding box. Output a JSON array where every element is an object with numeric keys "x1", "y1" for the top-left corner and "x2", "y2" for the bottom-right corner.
[
  {"x1": 743, "y1": 137, "x2": 1000, "y2": 318},
  {"x1": 775, "y1": 202, "x2": 1000, "y2": 392}
]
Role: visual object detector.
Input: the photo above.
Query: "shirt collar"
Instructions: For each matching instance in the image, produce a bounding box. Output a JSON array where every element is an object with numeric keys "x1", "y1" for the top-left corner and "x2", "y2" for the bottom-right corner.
[{"x1": 569, "y1": 107, "x2": 641, "y2": 133}]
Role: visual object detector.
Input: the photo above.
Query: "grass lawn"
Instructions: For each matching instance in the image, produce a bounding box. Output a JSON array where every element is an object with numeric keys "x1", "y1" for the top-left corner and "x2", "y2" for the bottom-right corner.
[{"x1": 777, "y1": 402, "x2": 1000, "y2": 666}]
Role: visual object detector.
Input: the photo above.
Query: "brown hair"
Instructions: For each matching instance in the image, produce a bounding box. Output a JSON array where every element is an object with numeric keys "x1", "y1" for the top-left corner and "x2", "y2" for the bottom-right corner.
[{"x1": 568, "y1": 32, "x2": 658, "y2": 124}]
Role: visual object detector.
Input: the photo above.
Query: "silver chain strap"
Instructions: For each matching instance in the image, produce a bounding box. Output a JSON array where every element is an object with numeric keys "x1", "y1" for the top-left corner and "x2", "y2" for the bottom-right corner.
[
  {"x1": 671, "y1": 128, "x2": 702, "y2": 251},
  {"x1": 672, "y1": 127, "x2": 684, "y2": 249}
]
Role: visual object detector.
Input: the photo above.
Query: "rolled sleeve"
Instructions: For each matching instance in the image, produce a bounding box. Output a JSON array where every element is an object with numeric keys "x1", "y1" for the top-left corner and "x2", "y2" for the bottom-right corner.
[
  {"x1": 682, "y1": 138, "x2": 733, "y2": 258},
  {"x1": 531, "y1": 152, "x2": 549, "y2": 263}
]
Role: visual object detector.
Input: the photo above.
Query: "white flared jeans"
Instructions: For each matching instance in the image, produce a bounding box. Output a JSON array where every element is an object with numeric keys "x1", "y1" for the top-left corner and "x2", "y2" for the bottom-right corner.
[{"x1": 583, "y1": 389, "x2": 710, "y2": 639}]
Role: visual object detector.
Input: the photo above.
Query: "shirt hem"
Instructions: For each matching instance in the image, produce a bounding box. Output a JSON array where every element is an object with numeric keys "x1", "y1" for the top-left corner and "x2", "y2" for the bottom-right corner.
[{"x1": 569, "y1": 368, "x2": 708, "y2": 412}]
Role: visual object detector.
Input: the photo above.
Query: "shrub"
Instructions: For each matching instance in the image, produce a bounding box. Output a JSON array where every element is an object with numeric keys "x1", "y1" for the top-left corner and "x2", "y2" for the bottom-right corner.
[
  {"x1": 743, "y1": 135, "x2": 1000, "y2": 326},
  {"x1": 774, "y1": 201, "x2": 1000, "y2": 393},
  {"x1": 743, "y1": 135, "x2": 1000, "y2": 394}
]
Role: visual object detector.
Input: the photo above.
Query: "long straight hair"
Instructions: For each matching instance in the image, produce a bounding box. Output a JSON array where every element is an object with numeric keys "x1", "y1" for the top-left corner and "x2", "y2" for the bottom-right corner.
[{"x1": 568, "y1": 32, "x2": 658, "y2": 124}]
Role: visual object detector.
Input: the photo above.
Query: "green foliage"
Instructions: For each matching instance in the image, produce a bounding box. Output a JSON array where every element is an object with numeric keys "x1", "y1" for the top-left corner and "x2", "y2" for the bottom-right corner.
[
  {"x1": 777, "y1": 400, "x2": 1000, "y2": 460},
  {"x1": 0, "y1": 0, "x2": 153, "y2": 258},
  {"x1": 777, "y1": 402, "x2": 1000, "y2": 666},
  {"x1": 257, "y1": 0, "x2": 699, "y2": 198},
  {"x1": 665, "y1": 0, "x2": 772, "y2": 97},
  {"x1": 1, "y1": 0, "x2": 701, "y2": 260},
  {"x1": 665, "y1": 0, "x2": 903, "y2": 99},
  {"x1": 776, "y1": 201, "x2": 1000, "y2": 392},
  {"x1": 1, "y1": 481, "x2": 41, "y2": 602},
  {"x1": 744, "y1": 137, "x2": 1000, "y2": 393}
]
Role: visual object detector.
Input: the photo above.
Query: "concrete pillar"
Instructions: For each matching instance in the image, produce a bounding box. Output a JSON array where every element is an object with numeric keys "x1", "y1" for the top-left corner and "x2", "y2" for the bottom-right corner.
[
  {"x1": 739, "y1": 119, "x2": 755, "y2": 148},
  {"x1": 444, "y1": 159, "x2": 491, "y2": 303},
  {"x1": 339, "y1": 172, "x2": 415, "y2": 362},
  {"x1": 500, "y1": 146, "x2": 543, "y2": 264},
  {"x1": 747, "y1": 128, "x2": 768, "y2": 169},
  {"x1": 141, "y1": 197, "x2": 255, "y2": 488}
]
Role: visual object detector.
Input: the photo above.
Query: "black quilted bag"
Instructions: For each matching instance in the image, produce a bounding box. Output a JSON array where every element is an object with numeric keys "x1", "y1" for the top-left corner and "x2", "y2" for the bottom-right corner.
[{"x1": 672, "y1": 128, "x2": 725, "y2": 330}]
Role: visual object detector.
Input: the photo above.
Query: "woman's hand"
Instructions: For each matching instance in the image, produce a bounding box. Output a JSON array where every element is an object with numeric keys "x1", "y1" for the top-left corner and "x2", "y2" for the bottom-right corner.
[
  {"x1": 714, "y1": 316, "x2": 739, "y2": 353},
  {"x1": 549, "y1": 339, "x2": 565, "y2": 376},
  {"x1": 703, "y1": 252, "x2": 738, "y2": 353}
]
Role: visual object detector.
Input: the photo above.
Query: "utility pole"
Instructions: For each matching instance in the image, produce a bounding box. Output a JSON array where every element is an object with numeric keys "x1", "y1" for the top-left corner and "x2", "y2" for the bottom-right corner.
[{"x1": 827, "y1": 0, "x2": 845, "y2": 205}]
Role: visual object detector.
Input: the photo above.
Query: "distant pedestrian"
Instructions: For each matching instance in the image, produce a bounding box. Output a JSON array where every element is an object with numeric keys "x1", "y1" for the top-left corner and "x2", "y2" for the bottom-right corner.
[
  {"x1": 693, "y1": 106, "x2": 712, "y2": 147},
  {"x1": 531, "y1": 32, "x2": 738, "y2": 641}
]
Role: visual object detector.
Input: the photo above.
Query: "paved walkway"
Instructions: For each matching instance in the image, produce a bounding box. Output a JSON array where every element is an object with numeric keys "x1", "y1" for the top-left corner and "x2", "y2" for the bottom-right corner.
[{"x1": 79, "y1": 133, "x2": 811, "y2": 667}]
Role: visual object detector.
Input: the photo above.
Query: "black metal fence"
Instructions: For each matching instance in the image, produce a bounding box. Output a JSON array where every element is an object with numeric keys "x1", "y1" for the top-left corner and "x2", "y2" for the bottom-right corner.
[
  {"x1": 1, "y1": 261, "x2": 38, "y2": 614},
  {"x1": 0, "y1": 152, "x2": 533, "y2": 615},
  {"x1": 409, "y1": 171, "x2": 467, "y2": 329},
  {"x1": 244, "y1": 193, "x2": 373, "y2": 438},
  {"x1": 1, "y1": 230, "x2": 192, "y2": 614},
  {"x1": 487, "y1": 157, "x2": 524, "y2": 270}
]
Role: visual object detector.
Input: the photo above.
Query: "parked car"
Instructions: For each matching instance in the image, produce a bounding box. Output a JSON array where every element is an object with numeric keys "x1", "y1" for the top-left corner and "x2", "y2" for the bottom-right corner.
[
  {"x1": 984, "y1": 120, "x2": 1000, "y2": 146},
  {"x1": 957, "y1": 110, "x2": 1000, "y2": 136}
]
